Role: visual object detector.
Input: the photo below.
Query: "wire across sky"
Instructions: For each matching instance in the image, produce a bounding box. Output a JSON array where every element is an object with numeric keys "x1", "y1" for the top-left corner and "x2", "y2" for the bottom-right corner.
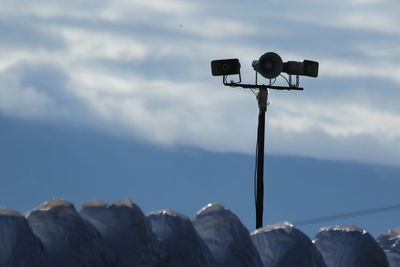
[{"x1": 294, "y1": 204, "x2": 400, "y2": 226}]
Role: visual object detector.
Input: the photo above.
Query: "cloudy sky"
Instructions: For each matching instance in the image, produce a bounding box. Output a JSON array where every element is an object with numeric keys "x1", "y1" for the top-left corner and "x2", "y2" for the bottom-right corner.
[{"x1": 1, "y1": 0, "x2": 400, "y2": 166}]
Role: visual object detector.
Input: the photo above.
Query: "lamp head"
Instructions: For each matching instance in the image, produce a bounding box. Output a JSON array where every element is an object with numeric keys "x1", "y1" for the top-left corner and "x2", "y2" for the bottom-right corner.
[
  {"x1": 252, "y1": 52, "x2": 283, "y2": 79},
  {"x1": 211, "y1": 58, "x2": 241, "y2": 76},
  {"x1": 283, "y1": 60, "x2": 319, "y2": 78}
]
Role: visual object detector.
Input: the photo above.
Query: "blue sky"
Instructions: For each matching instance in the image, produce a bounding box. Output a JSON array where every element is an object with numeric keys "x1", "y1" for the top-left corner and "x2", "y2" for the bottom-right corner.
[{"x1": 1, "y1": 0, "x2": 400, "y2": 237}]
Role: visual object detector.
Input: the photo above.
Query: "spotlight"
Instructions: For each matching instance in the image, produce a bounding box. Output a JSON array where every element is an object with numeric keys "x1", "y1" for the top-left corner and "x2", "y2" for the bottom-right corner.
[
  {"x1": 211, "y1": 58, "x2": 241, "y2": 76},
  {"x1": 252, "y1": 52, "x2": 283, "y2": 79},
  {"x1": 283, "y1": 60, "x2": 319, "y2": 78}
]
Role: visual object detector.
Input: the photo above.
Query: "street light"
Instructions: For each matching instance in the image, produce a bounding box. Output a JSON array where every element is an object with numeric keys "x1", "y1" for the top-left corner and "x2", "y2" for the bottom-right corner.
[{"x1": 211, "y1": 52, "x2": 319, "y2": 229}]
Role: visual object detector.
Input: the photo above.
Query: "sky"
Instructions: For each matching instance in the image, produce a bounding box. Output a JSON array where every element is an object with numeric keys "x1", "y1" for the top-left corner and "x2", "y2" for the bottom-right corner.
[
  {"x1": 1, "y1": 0, "x2": 400, "y2": 166},
  {"x1": 1, "y1": 0, "x2": 400, "y2": 237}
]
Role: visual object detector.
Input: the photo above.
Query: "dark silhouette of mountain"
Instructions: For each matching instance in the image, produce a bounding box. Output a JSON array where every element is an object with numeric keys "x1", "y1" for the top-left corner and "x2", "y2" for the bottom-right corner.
[
  {"x1": 315, "y1": 225, "x2": 389, "y2": 267},
  {"x1": 0, "y1": 115, "x2": 399, "y2": 237},
  {"x1": 251, "y1": 222, "x2": 326, "y2": 267},
  {"x1": 193, "y1": 203, "x2": 263, "y2": 267},
  {"x1": 26, "y1": 199, "x2": 116, "y2": 266}
]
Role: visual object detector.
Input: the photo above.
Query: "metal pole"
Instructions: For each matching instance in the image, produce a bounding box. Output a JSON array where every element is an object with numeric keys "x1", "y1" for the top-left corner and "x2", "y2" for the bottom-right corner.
[{"x1": 256, "y1": 89, "x2": 267, "y2": 229}]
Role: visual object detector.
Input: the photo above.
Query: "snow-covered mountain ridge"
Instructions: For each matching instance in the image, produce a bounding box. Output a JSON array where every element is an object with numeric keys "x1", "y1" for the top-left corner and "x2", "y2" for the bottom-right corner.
[{"x1": 0, "y1": 199, "x2": 397, "y2": 267}]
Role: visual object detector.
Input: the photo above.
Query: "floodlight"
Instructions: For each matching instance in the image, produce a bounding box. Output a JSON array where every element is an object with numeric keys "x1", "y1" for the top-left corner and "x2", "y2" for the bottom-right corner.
[
  {"x1": 283, "y1": 60, "x2": 319, "y2": 78},
  {"x1": 211, "y1": 58, "x2": 241, "y2": 76},
  {"x1": 252, "y1": 52, "x2": 283, "y2": 79}
]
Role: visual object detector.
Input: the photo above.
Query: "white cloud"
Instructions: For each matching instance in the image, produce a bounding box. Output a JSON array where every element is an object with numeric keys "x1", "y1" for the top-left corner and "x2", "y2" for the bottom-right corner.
[
  {"x1": 60, "y1": 27, "x2": 148, "y2": 62},
  {"x1": 267, "y1": 128, "x2": 400, "y2": 166},
  {"x1": 270, "y1": 99, "x2": 400, "y2": 139},
  {"x1": 320, "y1": 58, "x2": 400, "y2": 84},
  {"x1": 268, "y1": 0, "x2": 400, "y2": 36},
  {"x1": 107, "y1": 0, "x2": 197, "y2": 16},
  {"x1": 1, "y1": 0, "x2": 400, "y2": 166},
  {"x1": 0, "y1": 69, "x2": 51, "y2": 117},
  {"x1": 334, "y1": 12, "x2": 400, "y2": 35},
  {"x1": 350, "y1": 0, "x2": 384, "y2": 3},
  {"x1": 66, "y1": 66, "x2": 255, "y2": 149}
]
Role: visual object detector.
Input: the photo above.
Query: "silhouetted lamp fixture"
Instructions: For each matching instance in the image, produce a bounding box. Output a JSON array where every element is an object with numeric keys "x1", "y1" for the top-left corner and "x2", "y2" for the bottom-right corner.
[{"x1": 211, "y1": 52, "x2": 319, "y2": 229}]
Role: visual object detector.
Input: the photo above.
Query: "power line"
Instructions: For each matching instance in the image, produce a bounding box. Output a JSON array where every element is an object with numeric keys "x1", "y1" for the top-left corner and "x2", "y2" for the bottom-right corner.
[{"x1": 293, "y1": 204, "x2": 400, "y2": 226}]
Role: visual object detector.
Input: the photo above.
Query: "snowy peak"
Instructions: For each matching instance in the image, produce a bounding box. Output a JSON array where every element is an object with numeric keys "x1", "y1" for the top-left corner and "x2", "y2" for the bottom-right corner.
[
  {"x1": 26, "y1": 198, "x2": 116, "y2": 267},
  {"x1": 80, "y1": 199, "x2": 159, "y2": 267},
  {"x1": 148, "y1": 209, "x2": 190, "y2": 222},
  {"x1": 148, "y1": 209, "x2": 216, "y2": 267},
  {"x1": 193, "y1": 203, "x2": 263, "y2": 267},
  {"x1": 196, "y1": 203, "x2": 226, "y2": 215},
  {"x1": 24, "y1": 198, "x2": 77, "y2": 218},
  {"x1": 250, "y1": 221, "x2": 326, "y2": 267},
  {"x1": 315, "y1": 225, "x2": 389, "y2": 267},
  {"x1": 319, "y1": 224, "x2": 366, "y2": 234},
  {"x1": 377, "y1": 227, "x2": 400, "y2": 253},
  {"x1": 252, "y1": 221, "x2": 294, "y2": 233},
  {"x1": 0, "y1": 208, "x2": 22, "y2": 216},
  {"x1": 81, "y1": 199, "x2": 108, "y2": 209},
  {"x1": 377, "y1": 227, "x2": 400, "y2": 267}
]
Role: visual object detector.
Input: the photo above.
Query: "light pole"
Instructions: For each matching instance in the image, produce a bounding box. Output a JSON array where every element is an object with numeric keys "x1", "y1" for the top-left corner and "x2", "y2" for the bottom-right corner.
[
  {"x1": 255, "y1": 88, "x2": 267, "y2": 229},
  {"x1": 211, "y1": 52, "x2": 318, "y2": 229}
]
